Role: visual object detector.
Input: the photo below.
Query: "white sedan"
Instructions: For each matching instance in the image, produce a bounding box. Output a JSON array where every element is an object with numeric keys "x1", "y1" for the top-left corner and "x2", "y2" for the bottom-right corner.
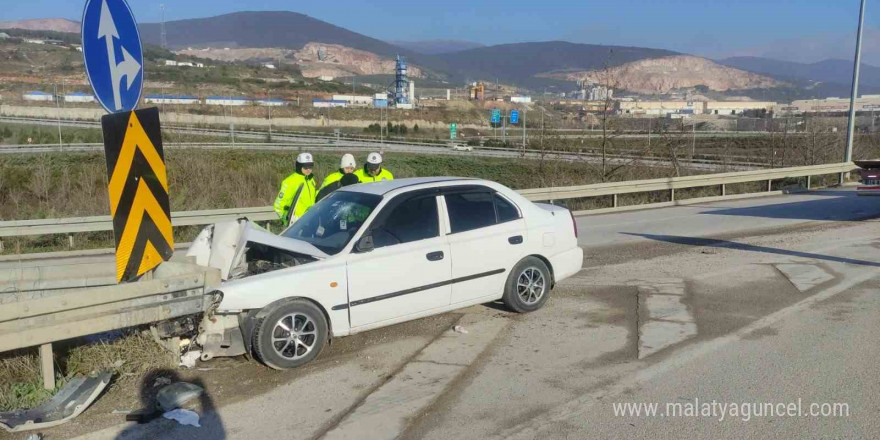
[{"x1": 188, "y1": 177, "x2": 583, "y2": 369}]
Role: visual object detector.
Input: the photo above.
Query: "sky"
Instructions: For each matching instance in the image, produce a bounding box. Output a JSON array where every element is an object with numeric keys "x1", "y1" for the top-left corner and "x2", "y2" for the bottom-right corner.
[{"x1": 2, "y1": 0, "x2": 879, "y2": 63}]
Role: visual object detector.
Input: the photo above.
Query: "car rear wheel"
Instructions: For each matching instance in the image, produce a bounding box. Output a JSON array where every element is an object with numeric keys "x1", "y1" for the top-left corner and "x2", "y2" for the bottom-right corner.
[
  {"x1": 502, "y1": 257, "x2": 551, "y2": 313},
  {"x1": 253, "y1": 299, "x2": 328, "y2": 370}
]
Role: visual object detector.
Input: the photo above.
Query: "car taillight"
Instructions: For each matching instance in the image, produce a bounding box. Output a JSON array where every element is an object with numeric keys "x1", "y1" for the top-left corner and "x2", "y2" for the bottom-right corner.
[{"x1": 569, "y1": 210, "x2": 578, "y2": 238}]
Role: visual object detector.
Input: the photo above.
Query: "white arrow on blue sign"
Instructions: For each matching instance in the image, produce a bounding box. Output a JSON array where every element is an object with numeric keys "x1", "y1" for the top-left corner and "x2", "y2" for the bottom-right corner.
[{"x1": 81, "y1": 0, "x2": 144, "y2": 114}]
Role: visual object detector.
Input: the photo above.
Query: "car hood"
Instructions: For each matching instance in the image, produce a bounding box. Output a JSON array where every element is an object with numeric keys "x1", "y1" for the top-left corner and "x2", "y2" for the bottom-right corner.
[{"x1": 187, "y1": 220, "x2": 328, "y2": 280}]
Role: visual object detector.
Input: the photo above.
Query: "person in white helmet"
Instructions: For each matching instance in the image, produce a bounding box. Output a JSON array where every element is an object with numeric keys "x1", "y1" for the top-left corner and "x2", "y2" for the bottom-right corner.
[
  {"x1": 273, "y1": 152, "x2": 317, "y2": 226},
  {"x1": 316, "y1": 154, "x2": 360, "y2": 202},
  {"x1": 354, "y1": 152, "x2": 394, "y2": 183},
  {"x1": 319, "y1": 154, "x2": 356, "y2": 192}
]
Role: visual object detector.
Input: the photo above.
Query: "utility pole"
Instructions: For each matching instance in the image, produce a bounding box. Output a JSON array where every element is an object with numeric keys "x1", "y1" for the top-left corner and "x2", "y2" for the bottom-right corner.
[
  {"x1": 159, "y1": 4, "x2": 167, "y2": 49},
  {"x1": 266, "y1": 89, "x2": 272, "y2": 142},
  {"x1": 54, "y1": 83, "x2": 62, "y2": 151},
  {"x1": 691, "y1": 119, "x2": 696, "y2": 159},
  {"x1": 502, "y1": 110, "x2": 507, "y2": 143},
  {"x1": 522, "y1": 109, "x2": 527, "y2": 152},
  {"x1": 844, "y1": 0, "x2": 866, "y2": 183}
]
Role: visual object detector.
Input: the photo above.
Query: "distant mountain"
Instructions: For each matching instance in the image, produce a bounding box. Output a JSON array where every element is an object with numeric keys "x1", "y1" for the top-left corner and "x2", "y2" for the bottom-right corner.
[
  {"x1": 0, "y1": 18, "x2": 79, "y2": 33},
  {"x1": 718, "y1": 56, "x2": 880, "y2": 89},
  {"x1": 391, "y1": 40, "x2": 485, "y2": 55},
  {"x1": 418, "y1": 41, "x2": 679, "y2": 89},
  {"x1": 138, "y1": 11, "x2": 414, "y2": 59},
  {"x1": 542, "y1": 55, "x2": 781, "y2": 94}
]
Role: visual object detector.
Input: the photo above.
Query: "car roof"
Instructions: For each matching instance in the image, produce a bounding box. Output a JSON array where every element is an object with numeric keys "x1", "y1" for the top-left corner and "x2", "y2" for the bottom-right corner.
[{"x1": 340, "y1": 177, "x2": 480, "y2": 195}]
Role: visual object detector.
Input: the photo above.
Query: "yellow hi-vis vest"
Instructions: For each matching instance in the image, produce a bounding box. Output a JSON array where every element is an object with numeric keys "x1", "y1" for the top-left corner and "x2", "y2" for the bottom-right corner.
[{"x1": 273, "y1": 172, "x2": 316, "y2": 225}]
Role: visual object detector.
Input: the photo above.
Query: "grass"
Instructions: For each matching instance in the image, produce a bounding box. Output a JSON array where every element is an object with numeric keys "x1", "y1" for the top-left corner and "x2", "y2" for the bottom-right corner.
[
  {"x1": 2, "y1": 146, "x2": 849, "y2": 255},
  {"x1": 0, "y1": 330, "x2": 172, "y2": 411}
]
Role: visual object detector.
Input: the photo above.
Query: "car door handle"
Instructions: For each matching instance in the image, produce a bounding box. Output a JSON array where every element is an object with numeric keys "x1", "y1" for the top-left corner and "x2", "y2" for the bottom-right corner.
[
  {"x1": 426, "y1": 251, "x2": 444, "y2": 261},
  {"x1": 508, "y1": 235, "x2": 523, "y2": 245}
]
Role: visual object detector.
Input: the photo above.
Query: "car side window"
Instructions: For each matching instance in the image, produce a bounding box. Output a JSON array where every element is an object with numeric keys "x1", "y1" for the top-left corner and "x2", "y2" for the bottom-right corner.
[
  {"x1": 445, "y1": 192, "x2": 496, "y2": 233},
  {"x1": 371, "y1": 195, "x2": 439, "y2": 248},
  {"x1": 494, "y1": 194, "x2": 520, "y2": 223}
]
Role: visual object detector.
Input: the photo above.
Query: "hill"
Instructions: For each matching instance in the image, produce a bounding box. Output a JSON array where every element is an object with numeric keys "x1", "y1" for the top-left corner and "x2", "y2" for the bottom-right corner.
[
  {"x1": 541, "y1": 55, "x2": 781, "y2": 94},
  {"x1": 417, "y1": 41, "x2": 678, "y2": 90},
  {"x1": 138, "y1": 11, "x2": 415, "y2": 59},
  {"x1": 0, "y1": 18, "x2": 79, "y2": 33},
  {"x1": 718, "y1": 56, "x2": 880, "y2": 89},
  {"x1": 391, "y1": 40, "x2": 485, "y2": 55}
]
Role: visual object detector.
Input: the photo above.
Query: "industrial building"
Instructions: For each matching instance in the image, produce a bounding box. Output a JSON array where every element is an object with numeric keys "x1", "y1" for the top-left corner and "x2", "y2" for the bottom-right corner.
[
  {"x1": 205, "y1": 96, "x2": 250, "y2": 106},
  {"x1": 706, "y1": 101, "x2": 775, "y2": 115},
  {"x1": 509, "y1": 96, "x2": 532, "y2": 103},
  {"x1": 619, "y1": 100, "x2": 776, "y2": 116},
  {"x1": 64, "y1": 92, "x2": 95, "y2": 103},
  {"x1": 313, "y1": 99, "x2": 347, "y2": 108},
  {"x1": 163, "y1": 60, "x2": 205, "y2": 68},
  {"x1": 144, "y1": 94, "x2": 199, "y2": 105},
  {"x1": 779, "y1": 97, "x2": 880, "y2": 114},
  {"x1": 619, "y1": 101, "x2": 702, "y2": 116},
  {"x1": 332, "y1": 95, "x2": 373, "y2": 107},
  {"x1": 23, "y1": 91, "x2": 54, "y2": 102},
  {"x1": 256, "y1": 98, "x2": 286, "y2": 107}
]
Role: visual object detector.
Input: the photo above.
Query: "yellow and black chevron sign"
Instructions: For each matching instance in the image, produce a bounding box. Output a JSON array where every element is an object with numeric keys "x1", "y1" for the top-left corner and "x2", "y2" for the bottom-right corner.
[{"x1": 101, "y1": 107, "x2": 174, "y2": 283}]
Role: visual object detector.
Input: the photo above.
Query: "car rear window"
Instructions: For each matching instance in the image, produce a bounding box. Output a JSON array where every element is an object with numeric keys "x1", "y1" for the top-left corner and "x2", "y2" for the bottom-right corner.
[
  {"x1": 495, "y1": 194, "x2": 520, "y2": 223},
  {"x1": 446, "y1": 192, "x2": 497, "y2": 233}
]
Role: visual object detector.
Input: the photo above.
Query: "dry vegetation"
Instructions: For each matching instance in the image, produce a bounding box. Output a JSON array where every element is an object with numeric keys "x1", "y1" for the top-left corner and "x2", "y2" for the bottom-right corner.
[{"x1": 0, "y1": 331, "x2": 170, "y2": 411}]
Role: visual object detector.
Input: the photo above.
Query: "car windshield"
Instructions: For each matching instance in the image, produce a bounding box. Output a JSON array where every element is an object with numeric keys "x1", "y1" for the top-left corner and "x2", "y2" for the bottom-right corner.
[{"x1": 282, "y1": 191, "x2": 382, "y2": 255}]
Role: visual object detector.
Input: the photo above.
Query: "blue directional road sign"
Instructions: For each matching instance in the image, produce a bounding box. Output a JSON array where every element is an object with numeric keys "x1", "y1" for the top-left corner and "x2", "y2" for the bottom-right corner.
[
  {"x1": 510, "y1": 109, "x2": 519, "y2": 124},
  {"x1": 491, "y1": 109, "x2": 501, "y2": 124},
  {"x1": 81, "y1": 0, "x2": 144, "y2": 114}
]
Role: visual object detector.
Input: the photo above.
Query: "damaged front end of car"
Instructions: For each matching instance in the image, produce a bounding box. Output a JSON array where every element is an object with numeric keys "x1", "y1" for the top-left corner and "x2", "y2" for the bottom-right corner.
[{"x1": 154, "y1": 219, "x2": 328, "y2": 363}]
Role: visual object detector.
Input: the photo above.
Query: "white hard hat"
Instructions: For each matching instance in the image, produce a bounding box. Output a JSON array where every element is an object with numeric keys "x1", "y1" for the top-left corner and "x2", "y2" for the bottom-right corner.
[
  {"x1": 296, "y1": 152, "x2": 314, "y2": 164},
  {"x1": 340, "y1": 153, "x2": 356, "y2": 168},
  {"x1": 367, "y1": 152, "x2": 383, "y2": 165}
]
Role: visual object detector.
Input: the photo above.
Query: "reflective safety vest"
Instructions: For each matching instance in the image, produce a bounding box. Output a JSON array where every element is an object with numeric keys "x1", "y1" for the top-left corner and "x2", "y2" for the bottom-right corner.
[
  {"x1": 273, "y1": 172, "x2": 316, "y2": 225},
  {"x1": 319, "y1": 170, "x2": 346, "y2": 191},
  {"x1": 354, "y1": 167, "x2": 394, "y2": 183}
]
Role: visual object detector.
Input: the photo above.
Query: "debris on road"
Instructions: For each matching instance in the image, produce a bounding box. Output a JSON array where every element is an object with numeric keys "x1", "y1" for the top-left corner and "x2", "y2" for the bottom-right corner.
[
  {"x1": 179, "y1": 350, "x2": 202, "y2": 368},
  {"x1": 157, "y1": 382, "x2": 205, "y2": 412},
  {"x1": 0, "y1": 372, "x2": 112, "y2": 432},
  {"x1": 162, "y1": 408, "x2": 201, "y2": 427},
  {"x1": 111, "y1": 409, "x2": 133, "y2": 415},
  {"x1": 453, "y1": 325, "x2": 469, "y2": 334}
]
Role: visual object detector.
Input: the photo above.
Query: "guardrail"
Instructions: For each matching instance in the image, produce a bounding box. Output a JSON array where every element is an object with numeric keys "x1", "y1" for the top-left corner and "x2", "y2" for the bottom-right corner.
[{"x1": 0, "y1": 162, "x2": 857, "y2": 241}]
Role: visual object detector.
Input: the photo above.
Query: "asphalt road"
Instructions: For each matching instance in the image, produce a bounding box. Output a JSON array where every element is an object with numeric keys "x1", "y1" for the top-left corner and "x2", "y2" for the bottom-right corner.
[{"x1": 8, "y1": 188, "x2": 879, "y2": 440}]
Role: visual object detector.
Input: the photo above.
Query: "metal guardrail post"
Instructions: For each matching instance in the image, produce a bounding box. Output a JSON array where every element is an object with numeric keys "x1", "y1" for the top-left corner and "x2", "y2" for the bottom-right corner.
[
  {"x1": 612, "y1": 194, "x2": 618, "y2": 208},
  {"x1": 806, "y1": 176, "x2": 812, "y2": 190},
  {"x1": 40, "y1": 343, "x2": 55, "y2": 390},
  {"x1": 768, "y1": 179, "x2": 773, "y2": 192},
  {"x1": 721, "y1": 184, "x2": 726, "y2": 196},
  {"x1": 671, "y1": 188, "x2": 676, "y2": 202}
]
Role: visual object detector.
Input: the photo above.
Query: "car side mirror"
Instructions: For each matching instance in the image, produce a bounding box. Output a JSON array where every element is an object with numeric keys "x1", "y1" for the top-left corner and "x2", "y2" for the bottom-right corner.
[{"x1": 355, "y1": 234, "x2": 374, "y2": 253}]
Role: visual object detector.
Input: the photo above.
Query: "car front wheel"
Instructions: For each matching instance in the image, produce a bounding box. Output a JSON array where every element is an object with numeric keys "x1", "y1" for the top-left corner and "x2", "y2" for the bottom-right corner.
[
  {"x1": 253, "y1": 299, "x2": 328, "y2": 370},
  {"x1": 502, "y1": 257, "x2": 551, "y2": 313}
]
